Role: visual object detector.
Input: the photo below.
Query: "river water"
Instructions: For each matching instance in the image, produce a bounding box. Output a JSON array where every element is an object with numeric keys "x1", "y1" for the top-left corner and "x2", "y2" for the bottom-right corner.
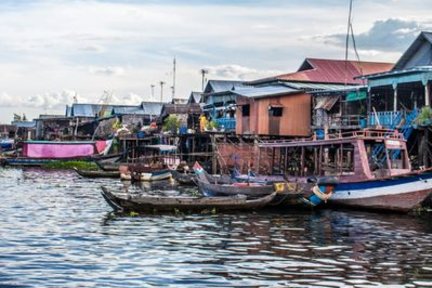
[{"x1": 1, "y1": 168, "x2": 432, "y2": 287}]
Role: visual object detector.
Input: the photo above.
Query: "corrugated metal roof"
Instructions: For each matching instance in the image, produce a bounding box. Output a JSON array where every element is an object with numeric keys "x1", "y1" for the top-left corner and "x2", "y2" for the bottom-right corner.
[
  {"x1": 141, "y1": 101, "x2": 164, "y2": 116},
  {"x1": 188, "y1": 91, "x2": 203, "y2": 104},
  {"x1": 204, "y1": 80, "x2": 250, "y2": 93},
  {"x1": 250, "y1": 58, "x2": 393, "y2": 85},
  {"x1": 112, "y1": 106, "x2": 144, "y2": 115},
  {"x1": 282, "y1": 82, "x2": 353, "y2": 91},
  {"x1": 71, "y1": 104, "x2": 106, "y2": 117},
  {"x1": 311, "y1": 85, "x2": 367, "y2": 95},
  {"x1": 393, "y1": 31, "x2": 432, "y2": 70},
  {"x1": 12, "y1": 121, "x2": 36, "y2": 128},
  {"x1": 232, "y1": 85, "x2": 300, "y2": 98}
]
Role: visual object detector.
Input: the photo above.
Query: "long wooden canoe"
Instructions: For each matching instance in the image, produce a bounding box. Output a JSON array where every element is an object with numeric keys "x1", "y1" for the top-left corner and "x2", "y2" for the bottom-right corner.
[
  {"x1": 74, "y1": 168, "x2": 120, "y2": 178},
  {"x1": 170, "y1": 170, "x2": 196, "y2": 185},
  {"x1": 196, "y1": 179, "x2": 275, "y2": 197},
  {"x1": 101, "y1": 186, "x2": 276, "y2": 212},
  {"x1": 193, "y1": 162, "x2": 275, "y2": 197}
]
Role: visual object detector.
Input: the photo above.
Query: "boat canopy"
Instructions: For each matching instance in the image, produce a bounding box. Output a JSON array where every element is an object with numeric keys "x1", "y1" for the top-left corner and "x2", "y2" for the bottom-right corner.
[{"x1": 145, "y1": 144, "x2": 177, "y2": 152}]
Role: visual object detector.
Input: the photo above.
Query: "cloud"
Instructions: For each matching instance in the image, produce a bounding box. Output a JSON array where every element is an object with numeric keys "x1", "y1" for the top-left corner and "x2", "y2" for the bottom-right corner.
[
  {"x1": 205, "y1": 64, "x2": 282, "y2": 80},
  {"x1": 79, "y1": 44, "x2": 105, "y2": 53},
  {"x1": 89, "y1": 66, "x2": 125, "y2": 76},
  {"x1": 26, "y1": 90, "x2": 79, "y2": 109},
  {"x1": 0, "y1": 92, "x2": 22, "y2": 107},
  {"x1": 319, "y1": 18, "x2": 423, "y2": 52}
]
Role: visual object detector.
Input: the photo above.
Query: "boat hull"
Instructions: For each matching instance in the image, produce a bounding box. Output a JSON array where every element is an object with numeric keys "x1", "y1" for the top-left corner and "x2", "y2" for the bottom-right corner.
[
  {"x1": 197, "y1": 179, "x2": 275, "y2": 197},
  {"x1": 74, "y1": 168, "x2": 120, "y2": 178},
  {"x1": 329, "y1": 171, "x2": 432, "y2": 212},
  {"x1": 101, "y1": 186, "x2": 276, "y2": 212},
  {"x1": 171, "y1": 170, "x2": 196, "y2": 185},
  {"x1": 3, "y1": 157, "x2": 90, "y2": 167},
  {"x1": 120, "y1": 169, "x2": 172, "y2": 182}
]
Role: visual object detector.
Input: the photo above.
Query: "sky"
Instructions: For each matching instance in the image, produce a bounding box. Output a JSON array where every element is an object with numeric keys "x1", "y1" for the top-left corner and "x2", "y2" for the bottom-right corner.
[{"x1": 0, "y1": 0, "x2": 431, "y2": 123}]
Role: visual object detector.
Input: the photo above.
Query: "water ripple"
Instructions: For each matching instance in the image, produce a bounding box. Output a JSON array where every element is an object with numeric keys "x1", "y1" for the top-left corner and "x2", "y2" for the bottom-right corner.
[{"x1": 0, "y1": 167, "x2": 432, "y2": 287}]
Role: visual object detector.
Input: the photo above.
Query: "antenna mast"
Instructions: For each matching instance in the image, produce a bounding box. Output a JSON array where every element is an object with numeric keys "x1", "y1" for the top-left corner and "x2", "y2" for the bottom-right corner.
[
  {"x1": 160, "y1": 81, "x2": 165, "y2": 103},
  {"x1": 344, "y1": 0, "x2": 354, "y2": 85},
  {"x1": 201, "y1": 69, "x2": 208, "y2": 91},
  {"x1": 172, "y1": 57, "x2": 176, "y2": 100}
]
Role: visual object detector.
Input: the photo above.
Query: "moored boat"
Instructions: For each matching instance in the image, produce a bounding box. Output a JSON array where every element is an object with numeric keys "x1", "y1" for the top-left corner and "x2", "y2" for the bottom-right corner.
[
  {"x1": 257, "y1": 129, "x2": 432, "y2": 212},
  {"x1": 170, "y1": 170, "x2": 196, "y2": 185},
  {"x1": 100, "y1": 186, "x2": 277, "y2": 212},
  {"x1": 74, "y1": 168, "x2": 120, "y2": 178},
  {"x1": 193, "y1": 162, "x2": 276, "y2": 197},
  {"x1": 119, "y1": 163, "x2": 172, "y2": 182}
]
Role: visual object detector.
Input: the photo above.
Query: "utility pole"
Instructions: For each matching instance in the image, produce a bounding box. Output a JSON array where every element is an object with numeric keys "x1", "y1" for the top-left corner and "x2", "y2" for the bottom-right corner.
[
  {"x1": 160, "y1": 81, "x2": 165, "y2": 103},
  {"x1": 151, "y1": 84, "x2": 155, "y2": 100},
  {"x1": 172, "y1": 57, "x2": 176, "y2": 100},
  {"x1": 200, "y1": 69, "x2": 208, "y2": 91}
]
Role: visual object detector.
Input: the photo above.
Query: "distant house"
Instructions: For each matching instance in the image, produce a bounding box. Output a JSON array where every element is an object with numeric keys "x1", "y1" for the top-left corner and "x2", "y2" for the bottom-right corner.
[
  {"x1": 34, "y1": 115, "x2": 75, "y2": 140},
  {"x1": 0, "y1": 124, "x2": 16, "y2": 139},
  {"x1": 202, "y1": 80, "x2": 251, "y2": 132},
  {"x1": 235, "y1": 85, "x2": 311, "y2": 137},
  {"x1": 187, "y1": 91, "x2": 203, "y2": 104},
  {"x1": 240, "y1": 58, "x2": 393, "y2": 137},
  {"x1": 158, "y1": 103, "x2": 202, "y2": 132},
  {"x1": 360, "y1": 31, "x2": 432, "y2": 167},
  {"x1": 171, "y1": 98, "x2": 188, "y2": 105}
]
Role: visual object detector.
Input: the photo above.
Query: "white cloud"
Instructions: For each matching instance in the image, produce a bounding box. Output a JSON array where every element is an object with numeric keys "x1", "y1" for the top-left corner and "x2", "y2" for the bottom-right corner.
[
  {"x1": 205, "y1": 64, "x2": 281, "y2": 80},
  {"x1": 0, "y1": 92, "x2": 22, "y2": 107},
  {"x1": 0, "y1": 0, "x2": 431, "y2": 122},
  {"x1": 80, "y1": 44, "x2": 105, "y2": 53},
  {"x1": 27, "y1": 90, "x2": 79, "y2": 109},
  {"x1": 89, "y1": 66, "x2": 125, "y2": 76}
]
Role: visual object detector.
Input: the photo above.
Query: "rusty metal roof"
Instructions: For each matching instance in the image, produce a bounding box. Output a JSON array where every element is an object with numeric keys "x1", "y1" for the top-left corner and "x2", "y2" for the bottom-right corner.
[{"x1": 250, "y1": 58, "x2": 394, "y2": 85}]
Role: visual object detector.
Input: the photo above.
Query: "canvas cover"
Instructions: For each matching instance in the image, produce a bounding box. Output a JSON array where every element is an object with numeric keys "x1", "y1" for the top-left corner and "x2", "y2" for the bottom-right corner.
[{"x1": 22, "y1": 141, "x2": 97, "y2": 158}]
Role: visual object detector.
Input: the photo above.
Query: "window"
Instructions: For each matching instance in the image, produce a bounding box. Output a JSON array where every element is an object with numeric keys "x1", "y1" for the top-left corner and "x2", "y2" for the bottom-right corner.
[
  {"x1": 242, "y1": 105, "x2": 250, "y2": 116},
  {"x1": 269, "y1": 107, "x2": 283, "y2": 117}
]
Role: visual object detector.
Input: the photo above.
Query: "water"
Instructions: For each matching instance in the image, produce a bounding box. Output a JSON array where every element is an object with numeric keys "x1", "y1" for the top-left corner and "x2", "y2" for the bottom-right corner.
[{"x1": 1, "y1": 168, "x2": 432, "y2": 287}]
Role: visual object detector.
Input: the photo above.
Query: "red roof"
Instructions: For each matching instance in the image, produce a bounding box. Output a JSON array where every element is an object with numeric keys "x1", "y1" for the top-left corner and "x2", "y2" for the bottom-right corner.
[{"x1": 255, "y1": 58, "x2": 394, "y2": 85}]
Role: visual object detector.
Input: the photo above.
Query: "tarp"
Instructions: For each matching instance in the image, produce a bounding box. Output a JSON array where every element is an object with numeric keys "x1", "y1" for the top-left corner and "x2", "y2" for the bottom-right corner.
[
  {"x1": 22, "y1": 141, "x2": 96, "y2": 158},
  {"x1": 314, "y1": 96, "x2": 339, "y2": 111}
]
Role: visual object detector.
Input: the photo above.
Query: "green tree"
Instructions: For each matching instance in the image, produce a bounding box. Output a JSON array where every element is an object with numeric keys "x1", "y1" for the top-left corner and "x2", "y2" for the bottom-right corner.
[{"x1": 163, "y1": 115, "x2": 180, "y2": 133}]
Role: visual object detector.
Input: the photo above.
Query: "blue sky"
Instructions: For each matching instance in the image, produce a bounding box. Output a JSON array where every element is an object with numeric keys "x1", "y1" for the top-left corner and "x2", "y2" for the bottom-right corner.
[{"x1": 0, "y1": 0, "x2": 431, "y2": 122}]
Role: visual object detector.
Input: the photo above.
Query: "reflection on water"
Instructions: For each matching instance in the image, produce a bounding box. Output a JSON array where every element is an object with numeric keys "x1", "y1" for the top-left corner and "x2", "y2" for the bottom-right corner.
[{"x1": 0, "y1": 167, "x2": 432, "y2": 287}]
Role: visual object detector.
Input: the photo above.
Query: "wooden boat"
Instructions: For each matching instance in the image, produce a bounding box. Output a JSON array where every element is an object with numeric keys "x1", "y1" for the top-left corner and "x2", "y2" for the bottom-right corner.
[
  {"x1": 74, "y1": 168, "x2": 120, "y2": 178},
  {"x1": 257, "y1": 129, "x2": 432, "y2": 212},
  {"x1": 95, "y1": 161, "x2": 122, "y2": 171},
  {"x1": 170, "y1": 170, "x2": 196, "y2": 185},
  {"x1": 92, "y1": 153, "x2": 124, "y2": 164},
  {"x1": 193, "y1": 162, "x2": 275, "y2": 197},
  {"x1": 119, "y1": 163, "x2": 172, "y2": 182},
  {"x1": 100, "y1": 186, "x2": 277, "y2": 212},
  {"x1": 231, "y1": 168, "x2": 285, "y2": 184}
]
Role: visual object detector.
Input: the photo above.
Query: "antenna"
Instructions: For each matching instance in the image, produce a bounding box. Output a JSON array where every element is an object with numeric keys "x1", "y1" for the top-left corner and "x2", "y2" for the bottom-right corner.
[
  {"x1": 160, "y1": 81, "x2": 165, "y2": 102},
  {"x1": 344, "y1": 0, "x2": 354, "y2": 85},
  {"x1": 172, "y1": 57, "x2": 176, "y2": 100},
  {"x1": 151, "y1": 84, "x2": 155, "y2": 100},
  {"x1": 200, "y1": 69, "x2": 208, "y2": 91}
]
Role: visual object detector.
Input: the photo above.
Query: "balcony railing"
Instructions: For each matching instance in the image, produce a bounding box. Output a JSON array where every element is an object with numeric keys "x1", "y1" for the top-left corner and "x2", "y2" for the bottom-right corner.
[
  {"x1": 215, "y1": 117, "x2": 236, "y2": 131},
  {"x1": 368, "y1": 111, "x2": 405, "y2": 128},
  {"x1": 313, "y1": 115, "x2": 366, "y2": 130}
]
